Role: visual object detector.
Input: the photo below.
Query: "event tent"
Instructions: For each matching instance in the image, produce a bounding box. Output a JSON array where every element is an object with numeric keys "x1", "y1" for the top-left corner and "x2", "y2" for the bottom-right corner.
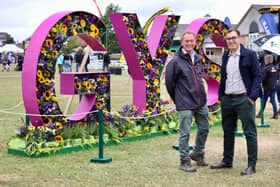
[{"x1": 0, "y1": 44, "x2": 24, "y2": 53}]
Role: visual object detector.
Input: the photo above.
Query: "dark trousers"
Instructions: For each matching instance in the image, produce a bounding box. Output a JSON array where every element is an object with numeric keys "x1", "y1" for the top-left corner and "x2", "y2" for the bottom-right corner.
[
  {"x1": 260, "y1": 89, "x2": 278, "y2": 115},
  {"x1": 221, "y1": 95, "x2": 258, "y2": 167}
]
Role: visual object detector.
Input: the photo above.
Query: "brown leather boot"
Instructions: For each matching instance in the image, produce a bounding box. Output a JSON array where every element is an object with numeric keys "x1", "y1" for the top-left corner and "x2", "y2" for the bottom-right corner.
[
  {"x1": 180, "y1": 158, "x2": 196, "y2": 172},
  {"x1": 189, "y1": 152, "x2": 208, "y2": 166}
]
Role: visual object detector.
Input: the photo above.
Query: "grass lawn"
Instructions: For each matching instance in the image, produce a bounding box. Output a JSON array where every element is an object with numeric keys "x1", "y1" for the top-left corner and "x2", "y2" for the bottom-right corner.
[{"x1": 0, "y1": 68, "x2": 280, "y2": 186}]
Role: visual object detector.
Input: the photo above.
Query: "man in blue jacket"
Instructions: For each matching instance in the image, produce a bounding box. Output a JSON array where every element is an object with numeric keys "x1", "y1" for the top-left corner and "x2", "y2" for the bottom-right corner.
[
  {"x1": 210, "y1": 29, "x2": 262, "y2": 176},
  {"x1": 165, "y1": 31, "x2": 210, "y2": 172}
]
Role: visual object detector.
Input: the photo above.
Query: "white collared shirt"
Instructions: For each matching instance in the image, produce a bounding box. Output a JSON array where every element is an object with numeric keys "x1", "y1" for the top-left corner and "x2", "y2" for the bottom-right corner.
[
  {"x1": 225, "y1": 47, "x2": 247, "y2": 94},
  {"x1": 182, "y1": 48, "x2": 195, "y2": 63}
]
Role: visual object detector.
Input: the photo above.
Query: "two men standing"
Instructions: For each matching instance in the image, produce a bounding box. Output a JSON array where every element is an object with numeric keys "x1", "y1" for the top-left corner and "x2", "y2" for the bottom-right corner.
[{"x1": 165, "y1": 29, "x2": 261, "y2": 176}]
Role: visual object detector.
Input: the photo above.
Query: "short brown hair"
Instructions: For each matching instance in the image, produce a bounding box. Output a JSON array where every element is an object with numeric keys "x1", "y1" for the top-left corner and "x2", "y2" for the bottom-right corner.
[
  {"x1": 181, "y1": 31, "x2": 196, "y2": 41},
  {"x1": 264, "y1": 54, "x2": 273, "y2": 64},
  {"x1": 226, "y1": 29, "x2": 240, "y2": 37}
]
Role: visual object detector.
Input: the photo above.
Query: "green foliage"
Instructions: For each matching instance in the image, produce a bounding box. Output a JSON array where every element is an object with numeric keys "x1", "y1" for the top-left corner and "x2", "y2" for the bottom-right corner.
[
  {"x1": 5, "y1": 33, "x2": 15, "y2": 44},
  {"x1": 61, "y1": 37, "x2": 80, "y2": 53},
  {"x1": 101, "y1": 3, "x2": 122, "y2": 53}
]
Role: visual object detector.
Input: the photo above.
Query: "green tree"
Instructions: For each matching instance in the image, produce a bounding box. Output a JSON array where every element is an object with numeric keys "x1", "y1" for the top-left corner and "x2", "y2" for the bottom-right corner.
[
  {"x1": 61, "y1": 36, "x2": 80, "y2": 53},
  {"x1": 101, "y1": 3, "x2": 121, "y2": 53},
  {"x1": 5, "y1": 33, "x2": 15, "y2": 44}
]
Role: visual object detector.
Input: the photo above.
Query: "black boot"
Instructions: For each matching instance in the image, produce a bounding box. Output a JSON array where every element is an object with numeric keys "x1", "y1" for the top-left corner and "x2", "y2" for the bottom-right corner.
[
  {"x1": 180, "y1": 158, "x2": 196, "y2": 172},
  {"x1": 271, "y1": 114, "x2": 278, "y2": 119},
  {"x1": 189, "y1": 151, "x2": 208, "y2": 166}
]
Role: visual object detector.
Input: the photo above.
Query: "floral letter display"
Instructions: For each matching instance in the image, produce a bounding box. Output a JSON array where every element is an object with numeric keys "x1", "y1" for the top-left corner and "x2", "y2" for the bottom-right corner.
[
  {"x1": 110, "y1": 13, "x2": 180, "y2": 114},
  {"x1": 60, "y1": 72, "x2": 110, "y2": 121},
  {"x1": 187, "y1": 18, "x2": 229, "y2": 81},
  {"x1": 186, "y1": 18, "x2": 229, "y2": 106},
  {"x1": 22, "y1": 11, "x2": 106, "y2": 126}
]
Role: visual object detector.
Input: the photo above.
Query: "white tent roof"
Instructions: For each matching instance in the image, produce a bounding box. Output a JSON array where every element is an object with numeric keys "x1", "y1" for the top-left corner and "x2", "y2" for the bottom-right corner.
[{"x1": 0, "y1": 44, "x2": 24, "y2": 53}]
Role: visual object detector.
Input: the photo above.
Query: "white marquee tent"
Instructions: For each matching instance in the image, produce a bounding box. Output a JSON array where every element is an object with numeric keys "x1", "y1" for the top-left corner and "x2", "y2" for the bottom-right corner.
[{"x1": 0, "y1": 44, "x2": 24, "y2": 53}]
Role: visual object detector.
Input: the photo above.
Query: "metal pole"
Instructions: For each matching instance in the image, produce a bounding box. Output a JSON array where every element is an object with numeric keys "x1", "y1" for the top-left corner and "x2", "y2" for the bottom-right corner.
[{"x1": 90, "y1": 109, "x2": 112, "y2": 163}]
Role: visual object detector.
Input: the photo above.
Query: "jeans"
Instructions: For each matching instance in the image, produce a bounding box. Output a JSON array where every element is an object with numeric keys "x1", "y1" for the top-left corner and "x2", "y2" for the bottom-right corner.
[
  {"x1": 277, "y1": 79, "x2": 280, "y2": 104},
  {"x1": 63, "y1": 61, "x2": 72, "y2": 72},
  {"x1": 261, "y1": 89, "x2": 278, "y2": 115},
  {"x1": 178, "y1": 105, "x2": 209, "y2": 160}
]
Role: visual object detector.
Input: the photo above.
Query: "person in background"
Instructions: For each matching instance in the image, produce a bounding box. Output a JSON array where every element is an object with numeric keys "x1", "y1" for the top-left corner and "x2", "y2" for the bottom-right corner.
[
  {"x1": 63, "y1": 51, "x2": 73, "y2": 72},
  {"x1": 165, "y1": 31, "x2": 210, "y2": 173},
  {"x1": 103, "y1": 51, "x2": 110, "y2": 71},
  {"x1": 1, "y1": 53, "x2": 8, "y2": 72},
  {"x1": 56, "y1": 53, "x2": 64, "y2": 74},
  {"x1": 256, "y1": 54, "x2": 278, "y2": 119},
  {"x1": 274, "y1": 56, "x2": 280, "y2": 114},
  {"x1": 74, "y1": 48, "x2": 83, "y2": 72},
  {"x1": 210, "y1": 29, "x2": 261, "y2": 176},
  {"x1": 15, "y1": 53, "x2": 24, "y2": 71}
]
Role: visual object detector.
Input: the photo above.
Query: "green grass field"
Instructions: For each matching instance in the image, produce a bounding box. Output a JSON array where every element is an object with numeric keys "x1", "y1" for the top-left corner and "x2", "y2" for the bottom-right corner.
[{"x1": 0, "y1": 67, "x2": 280, "y2": 187}]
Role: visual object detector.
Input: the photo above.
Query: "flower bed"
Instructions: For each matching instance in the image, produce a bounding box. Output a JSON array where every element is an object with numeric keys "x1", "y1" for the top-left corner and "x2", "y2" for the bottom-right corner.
[{"x1": 8, "y1": 104, "x2": 221, "y2": 157}]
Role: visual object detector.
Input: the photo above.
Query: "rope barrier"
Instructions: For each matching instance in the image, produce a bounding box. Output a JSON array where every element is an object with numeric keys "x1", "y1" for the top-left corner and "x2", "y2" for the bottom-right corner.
[
  {"x1": 0, "y1": 101, "x2": 220, "y2": 120},
  {"x1": 0, "y1": 109, "x2": 99, "y2": 117}
]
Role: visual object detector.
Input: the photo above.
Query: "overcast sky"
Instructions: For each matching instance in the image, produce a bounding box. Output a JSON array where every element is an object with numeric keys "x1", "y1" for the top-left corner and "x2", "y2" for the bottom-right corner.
[{"x1": 0, "y1": 0, "x2": 278, "y2": 42}]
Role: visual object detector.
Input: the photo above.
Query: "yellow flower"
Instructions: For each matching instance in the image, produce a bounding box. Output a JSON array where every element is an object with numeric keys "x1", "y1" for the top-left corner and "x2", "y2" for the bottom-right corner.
[
  {"x1": 38, "y1": 76, "x2": 45, "y2": 84},
  {"x1": 61, "y1": 24, "x2": 68, "y2": 34},
  {"x1": 37, "y1": 70, "x2": 43, "y2": 77},
  {"x1": 156, "y1": 87, "x2": 160, "y2": 94},
  {"x1": 154, "y1": 78, "x2": 159, "y2": 86},
  {"x1": 45, "y1": 78, "x2": 51, "y2": 86},
  {"x1": 147, "y1": 106, "x2": 154, "y2": 112},
  {"x1": 90, "y1": 32, "x2": 98, "y2": 38},
  {"x1": 128, "y1": 27, "x2": 134, "y2": 34},
  {"x1": 146, "y1": 63, "x2": 152, "y2": 69},
  {"x1": 202, "y1": 24, "x2": 208, "y2": 30},
  {"x1": 114, "y1": 112, "x2": 120, "y2": 117},
  {"x1": 55, "y1": 135, "x2": 64, "y2": 143},
  {"x1": 202, "y1": 57, "x2": 206, "y2": 63},
  {"x1": 55, "y1": 122, "x2": 63, "y2": 129},
  {"x1": 86, "y1": 81, "x2": 92, "y2": 89},
  {"x1": 51, "y1": 27, "x2": 57, "y2": 33},
  {"x1": 72, "y1": 29, "x2": 78, "y2": 36},
  {"x1": 52, "y1": 50, "x2": 59, "y2": 57},
  {"x1": 44, "y1": 90, "x2": 52, "y2": 101},
  {"x1": 197, "y1": 34, "x2": 203, "y2": 41},
  {"x1": 51, "y1": 95, "x2": 57, "y2": 102},
  {"x1": 67, "y1": 15, "x2": 72, "y2": 21},
  {"x1": 210, "y1": 64, "x2": 218, "y2": 72},
  {"x1": 90, "y1": 24, "x2": 98, "y2": 32},
  {"x1": 28, "y1": 125, "x2": 35, "y2": 131},
  {"x1": 148, "y1": 92, "x2": 154, "y2": 98},
  {"x1": 43, "y1": 117, "x2": 52, "y2": 124},
  {"x1": 45, "y1": 39, "x2": 53, "y2": 47},
  {"x1": 80, "y1": 19, "x2": 86, "y2": 27},
  {"x1": 96, "y1": 101, "x2": 103, "y2": 109},
  {"x1": 75, "y1": 82, "x2": 81, "y2": 90},
  {"x1": 215, "y1": 75, "x2": 221, "y2": 82},
  {"x1": 208, "y1": 25, "x2": 214, "y2": 32}
]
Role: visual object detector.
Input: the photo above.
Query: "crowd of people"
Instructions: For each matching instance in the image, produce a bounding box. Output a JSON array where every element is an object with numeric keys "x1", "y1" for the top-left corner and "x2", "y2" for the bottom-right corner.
[
  {"x1": 0, "y1": 52, "x2": 24, "y2": 72},
  {"x1": 56, "y1": 48, "x2": 110, "y2": 73},
  {"x1": 165, "y1": 29, "x2": 279, "y2": 176}
]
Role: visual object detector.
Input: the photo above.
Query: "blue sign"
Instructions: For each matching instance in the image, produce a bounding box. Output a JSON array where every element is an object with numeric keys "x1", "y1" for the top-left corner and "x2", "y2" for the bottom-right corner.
[{"x1": 259, "y1": 13, "x2": 278, "y2": 34}]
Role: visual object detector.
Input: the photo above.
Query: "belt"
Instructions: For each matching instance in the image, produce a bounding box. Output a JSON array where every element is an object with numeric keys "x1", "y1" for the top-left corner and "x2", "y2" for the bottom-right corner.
[{"x1": 225, "y1": 93, "x2": 247, "y2": 98}]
